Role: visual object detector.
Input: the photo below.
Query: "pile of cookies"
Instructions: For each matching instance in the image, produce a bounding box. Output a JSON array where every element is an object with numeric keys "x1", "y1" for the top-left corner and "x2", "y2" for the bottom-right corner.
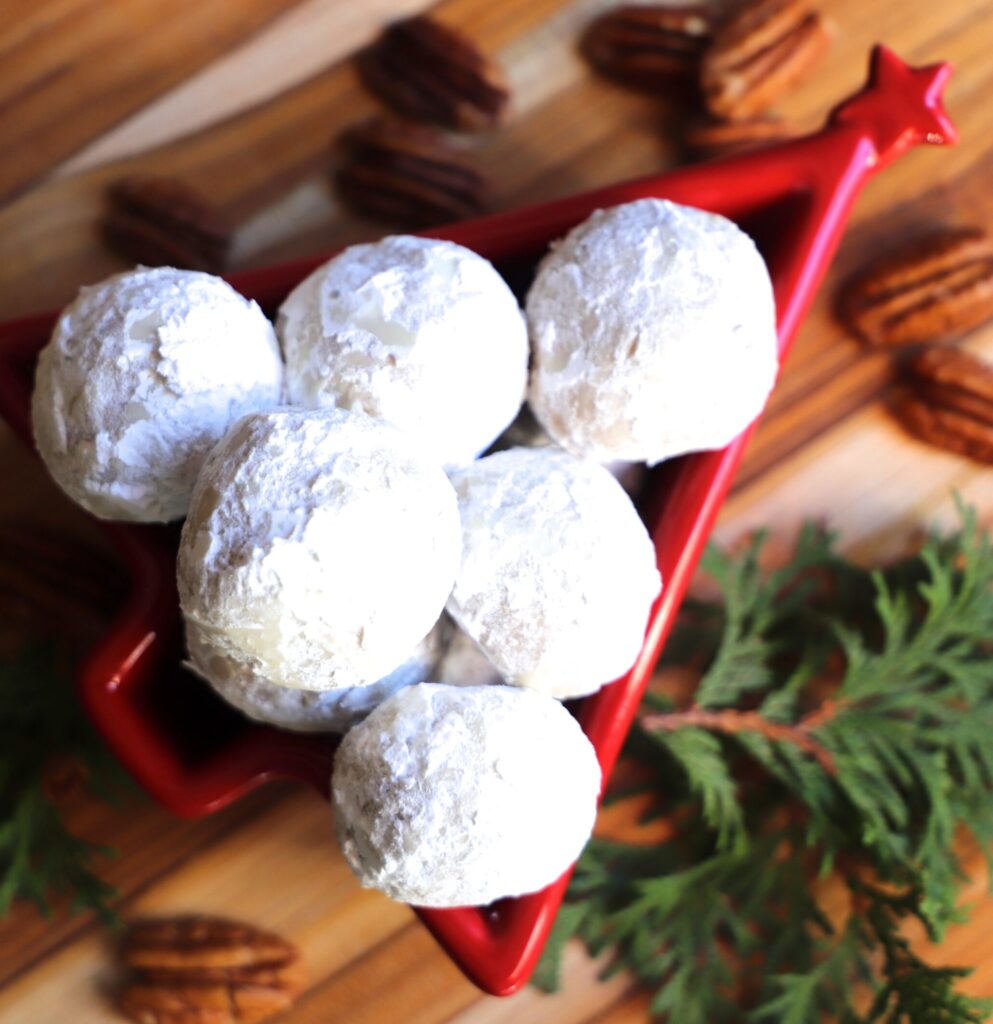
[{"x1": 31, "y1": 197, "x2": 777, "y2": 906}]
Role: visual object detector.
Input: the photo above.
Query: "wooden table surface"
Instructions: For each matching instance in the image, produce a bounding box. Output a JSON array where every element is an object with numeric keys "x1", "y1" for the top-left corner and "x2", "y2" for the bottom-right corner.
[{"x1": 2, "y1": 1, "x2": 993, "y2": 1021}]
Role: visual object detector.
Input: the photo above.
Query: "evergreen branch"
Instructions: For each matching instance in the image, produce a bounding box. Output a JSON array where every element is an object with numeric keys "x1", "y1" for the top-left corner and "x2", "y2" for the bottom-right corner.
[
  {"x1": 536, "y1": 503, "x2": 993, "y2": 1022},
  {"x1": 639, "y1": 701, "x2": 840, "y2": 775}
]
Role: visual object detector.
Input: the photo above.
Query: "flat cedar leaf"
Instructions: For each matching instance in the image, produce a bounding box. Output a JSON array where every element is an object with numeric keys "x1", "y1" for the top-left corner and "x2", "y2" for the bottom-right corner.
[
  {"x1": 649, "y1": 961, "x2": 734, "y2": 1023},
  {"x1": 748, "y1": 971, "x2": 823, "y2": 1024},
  {"x1": 545, "y1": 504, "x2": 993, "y2": 1022},
  {"x1": 757, "y1": 655, "x2": 816, "y2": 722},
  {"x1": 649, "y1": 727, "x2": 744, "y2": 850},
  {"x1": 693, "y1": 536, "x2": 777, "y2": 709}
]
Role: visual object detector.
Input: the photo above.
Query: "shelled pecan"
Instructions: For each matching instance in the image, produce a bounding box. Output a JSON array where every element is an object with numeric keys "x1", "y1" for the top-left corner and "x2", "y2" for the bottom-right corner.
[
  {"x1": 701, "y1": 0, "x2": 830, "y2": 120},
  {"x1": 895, "y1": 345, "x2": 993, "y2": 464},
  {"x1": 358, "y1": 15, "x2": 509, "y2": 131},
  {"x1": 118, "y1": 916, "x2": 306, "y2": 1024},
  {"x1": 684, "y1": 115, "x2": 802, "y2": 158},
  {"x1": 580, "y1": 5, "x2": 715, "y2": 89},
  {"x1": 839, "y1": 227, "x2": 993, "y2": 346},
  {"x1": 103, "y1": 177, "x2": 232, "y2": 273},
  {"x1": 335, "y1": 118, "x2": 489, "y2": 227}
]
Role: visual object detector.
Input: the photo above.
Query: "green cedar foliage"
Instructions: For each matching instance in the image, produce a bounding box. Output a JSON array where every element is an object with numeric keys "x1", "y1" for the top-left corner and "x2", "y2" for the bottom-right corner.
[{"x1": 535, "y1": 504, "x2": 993, "y2": 1022}]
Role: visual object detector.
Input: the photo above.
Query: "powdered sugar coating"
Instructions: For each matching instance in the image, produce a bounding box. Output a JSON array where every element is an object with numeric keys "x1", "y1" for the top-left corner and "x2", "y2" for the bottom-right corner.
[
  {"x1": 277, "y1": 235, "x2": 528, "y2": 467},
  {"x1": 185, "y1": 620, "x2": 444, "y2": 733},
  {"x1": 177, "y1": 407, "x2": 461, "y2": 691},
  {"x1": 447, "y1": 447, "x2": 661, "y2": 698},
  {"x1": 332, "y1": 683, "x2": 601, "y2": 907},
  {"x1": 527, "y1": 199, "x2": 778, "y2": 465},
  {"x1": 31, "y1": 267, "x2": 283, "y2": 522}
]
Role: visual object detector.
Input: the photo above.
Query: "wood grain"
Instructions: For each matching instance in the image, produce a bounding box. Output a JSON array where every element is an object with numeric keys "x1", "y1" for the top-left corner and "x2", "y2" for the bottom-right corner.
[
  {"x1": 52, "y1": 0, "x2": 436, "y2": 180},
  {"x1": 0, "y1": 0, "x2": 307, "y2": 203},
  {"x1": 2, "y1": 0, "x2": 993, "y2": 1021}
]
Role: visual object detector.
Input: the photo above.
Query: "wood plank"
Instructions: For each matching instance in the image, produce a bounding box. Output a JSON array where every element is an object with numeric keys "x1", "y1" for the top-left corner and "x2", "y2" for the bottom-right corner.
[
  {"x1": 0, "y1": 790, "x2": 413, "y2": 1021},
  {"x1": 288, "y1": 924, "x2": 478, "y2": 1024},
  {"x1": 0, "y1": 790, "x2": 280, "y2": 990},
  {"x1": 1, "y1": 0, "x2": 593, "y2": 318},
  {"x1": 0, "y1": 0, "x2": 307, "y2": 202},
  {"x1": 718, "y1": 326, "x2": 993, "y2": 558},
  {"x1": 447, "y1": 945, "x2": 632, "y2": 1024},
  {"x1": 51, "y1": 0, "x2": 436, "y2": 180},
  {"x1": 0, "y1": 0, "x2": 989, "y2": 320},
  {"x1": 586, "y1": 992, "x2": 655, "y2": 1024}
]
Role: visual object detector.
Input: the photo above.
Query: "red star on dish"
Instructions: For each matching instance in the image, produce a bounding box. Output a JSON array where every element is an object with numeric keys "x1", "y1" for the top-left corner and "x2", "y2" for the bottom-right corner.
[{"x1": 831, "y1": 46, "x2": 957, "y2": 167}]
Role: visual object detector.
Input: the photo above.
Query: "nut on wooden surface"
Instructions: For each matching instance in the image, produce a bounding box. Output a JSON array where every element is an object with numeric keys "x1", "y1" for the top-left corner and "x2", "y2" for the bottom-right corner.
[
  {"x1": 895, "y1": 345, "x2": 993, "y2": 464},
  {"x1": 580, "y1": 4, "x2": 715, "y2": 89},
  {"x1": 357, "y1": 15, "x2": 510, "y2": 131},
  {"x1": 103, "y1": 177, "x2": 232, "y2": 274},
  {"x1": 335, "y1": 118, "x2": 489, "y2": 228},
  {"x1": 839, "y1": 227, "x2": 993, "y2": 346},
  {"x1": 117, "y1": 916, "x2": 306, "y2": 1024},
  {"x1": 701, "y1": 0, "x2": 830, "y2": 120}
]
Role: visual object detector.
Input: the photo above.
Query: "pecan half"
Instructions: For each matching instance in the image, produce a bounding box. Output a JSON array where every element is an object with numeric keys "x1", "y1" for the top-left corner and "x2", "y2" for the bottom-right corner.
[
  {"x1": 118, "y1": 916, "x2": 306, "y2": 1024},
  {"x1": 358, "y1": 15, "x2": 509, "y2": 132},
  {"x1": 895, "y1": 345, "x2": 993, "y2": 464},
  {"x1": 580, "y1": 5, "x2": 715, "y2": 89},
  {"x1": 839, "y1": 228, "x2": 993, "y2": 347},
  {"x1": 335, "y1": 118, "x2": 489, "y2": 228},
  {"x1": 103, "y1": 177, "x2": 232, "y2": 273},
  {"x1": 684, "y1": 115, "x2": 802, "y2": 158},
  {"x1": 701, "y1": 0, "x2": 830, "y2": 120}
]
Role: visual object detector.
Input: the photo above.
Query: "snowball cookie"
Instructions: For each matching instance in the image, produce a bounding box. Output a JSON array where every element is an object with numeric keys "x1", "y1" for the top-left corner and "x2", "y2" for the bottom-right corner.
[
  {"x1": 447, "y1": 448, "x2": 661, "y2": 699},
  {"x1": 277, "y1": 235, "x2": 528, "y2": 466},
  {"x1": 177, "y1": 407, "x2": 462, "y2": 691},
  {"x1": 333, "y1": 683, "x2": 601, "y2": 907},
  {"x1": 31, "y1": 267, "x2": 283, "y2": 522},
  {"x1": 185, "y1": 620, "x2": 444, "y2": 733},
  {"x1": 527, "y1": 198, "x2": 778, "y2": 465}
]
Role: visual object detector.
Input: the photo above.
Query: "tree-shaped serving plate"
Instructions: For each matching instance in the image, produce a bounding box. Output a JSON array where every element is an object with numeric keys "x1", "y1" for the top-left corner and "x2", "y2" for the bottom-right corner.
[{"x1": 0, "y1": 47, "x2": 957, "y2": 998}]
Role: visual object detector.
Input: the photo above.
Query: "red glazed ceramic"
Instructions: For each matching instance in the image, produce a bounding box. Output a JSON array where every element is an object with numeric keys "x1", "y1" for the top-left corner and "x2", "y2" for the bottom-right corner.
[{"x1": 0, "y1": 47, "x2": 956, "y2": 997}]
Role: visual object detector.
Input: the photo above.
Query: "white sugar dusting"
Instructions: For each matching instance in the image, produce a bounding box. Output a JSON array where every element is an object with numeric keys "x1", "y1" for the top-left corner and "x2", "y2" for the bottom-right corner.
[
  {"x1": 185, "y1": 619, "x2": 445, "y2": 734},
  {"x1": 526, "y1": 198, "x2": 778, "y2": 465},
  {"x1": 277, "y1": 234, "x2": 529, "y2": 467},
  {"x1": 332, "y1": 683, "x2": 601, "y2": 907},
  {"x1": 177, "y1": 407, "x2": 462, "y2": 691},
  {"x1": 31, "y1": 267, "x2": 284, "y2": 522},
  {"x1": 447, "y1": 447, "x2": 661, "y2": 699}
]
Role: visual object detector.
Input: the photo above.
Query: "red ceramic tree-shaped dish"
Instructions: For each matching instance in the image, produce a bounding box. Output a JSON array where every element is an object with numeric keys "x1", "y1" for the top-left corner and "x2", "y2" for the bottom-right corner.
[{"x1": 0, "y1": 47, "x2": 956, "y2": 997}]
